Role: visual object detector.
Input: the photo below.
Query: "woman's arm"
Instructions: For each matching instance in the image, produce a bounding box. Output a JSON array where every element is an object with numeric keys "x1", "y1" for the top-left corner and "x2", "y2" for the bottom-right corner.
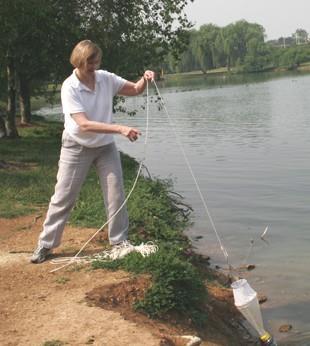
[
  {"x1": 118, "y1": 70, "x2": 155, "y2": 96},
  {"x1": 72, "y1": 112, "x2": 141, "y2": 142}
]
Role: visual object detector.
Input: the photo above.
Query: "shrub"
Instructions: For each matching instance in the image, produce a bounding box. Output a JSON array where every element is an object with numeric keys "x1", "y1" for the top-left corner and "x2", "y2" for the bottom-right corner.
[{"x1": 92, "y1": 247, "x2": 208, "y2": 326}]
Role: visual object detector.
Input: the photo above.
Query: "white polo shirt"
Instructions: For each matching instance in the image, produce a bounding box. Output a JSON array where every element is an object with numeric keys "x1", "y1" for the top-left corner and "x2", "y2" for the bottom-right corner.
[{"x1": 61, "y1": 69, "x2": 127, "y2": 147}]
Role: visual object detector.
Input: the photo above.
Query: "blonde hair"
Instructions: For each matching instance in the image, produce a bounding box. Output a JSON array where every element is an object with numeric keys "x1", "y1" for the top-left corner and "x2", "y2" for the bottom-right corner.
[{"x1": 70, "y1": 40, "x2": 102, "y2": 68}]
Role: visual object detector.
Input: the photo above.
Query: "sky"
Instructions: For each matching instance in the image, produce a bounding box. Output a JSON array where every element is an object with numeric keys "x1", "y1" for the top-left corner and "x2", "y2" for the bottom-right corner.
[{"x1": 185, "y1": 0, "x2": 310, "y2": 40}]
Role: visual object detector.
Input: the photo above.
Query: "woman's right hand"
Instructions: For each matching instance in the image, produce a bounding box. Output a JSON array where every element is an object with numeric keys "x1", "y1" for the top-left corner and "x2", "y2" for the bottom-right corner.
[{"x1": 119, "y1": 125, "x2": 141, "y2": 142}]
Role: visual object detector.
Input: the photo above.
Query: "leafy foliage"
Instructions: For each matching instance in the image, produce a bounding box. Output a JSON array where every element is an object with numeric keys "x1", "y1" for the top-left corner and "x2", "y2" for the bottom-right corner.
[
  {"x1": 166, "y1": 20, "x2": 267, "y2": 73},
  {"x1": 134, "y1": 251, "x2": 207, "y2": 323},
  {"x1": 277, "y1": 46, "x2": 310, "y2": 69},
  {"x1": 0, "y1": 0, "x2": 193, "y2": 135},
  {"x1": 125, "y1": 176, "x2": 190, "y2": 244},
  {"x1": 165, "y1": 20, "x2": 310, "y2": 74},
  {"x1": 42, "y1": 341, "x2": 65, "y2": 346},
  {"x1": 93, "y1": 248, "x2": 208, "y2": 326},
  {"x1": 82, "y1": 0, "x2": 193, "y2": 77}
]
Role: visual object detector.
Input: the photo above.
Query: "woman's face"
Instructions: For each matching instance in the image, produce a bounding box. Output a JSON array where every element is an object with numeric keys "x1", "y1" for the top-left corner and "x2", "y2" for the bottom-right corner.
[{"x1": 80, "y1": 56, "x2": 101, "y2": 73}]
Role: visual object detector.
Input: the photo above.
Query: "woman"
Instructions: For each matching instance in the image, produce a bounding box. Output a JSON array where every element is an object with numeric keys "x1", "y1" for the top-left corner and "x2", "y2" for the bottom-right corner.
[{"x1": 31, "y1": 40, "x2": 155, "y2": 263}]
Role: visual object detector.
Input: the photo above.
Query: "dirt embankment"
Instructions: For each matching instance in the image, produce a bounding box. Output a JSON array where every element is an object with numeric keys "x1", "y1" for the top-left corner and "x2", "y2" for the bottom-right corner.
[{"x1": 0, "y1": 214, "x2": 255, "y2": 346}]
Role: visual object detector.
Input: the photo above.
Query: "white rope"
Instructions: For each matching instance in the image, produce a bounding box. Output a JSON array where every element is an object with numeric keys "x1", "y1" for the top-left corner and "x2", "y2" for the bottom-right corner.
[
  {"x1": 152, "y1": 80, "x2": 230, "y2": 265},
  {"x1": 51, "y1": 241, "x2": 158, "y2": 266},
  {"x1": 50, "y1": 81, "x2": 152, "y2": 273},
  {"x1": 93, "y1": 241, "x2": 158, "y2": 261}
]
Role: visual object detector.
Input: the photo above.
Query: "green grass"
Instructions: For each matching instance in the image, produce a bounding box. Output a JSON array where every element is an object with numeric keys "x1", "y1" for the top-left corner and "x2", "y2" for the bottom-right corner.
[
  {"x1": 164, "y1": 66, "x2": 236, "y2": 81},
  {"x1": 0, "y1": 117, "x2": 62, "y2": 217},
  {"x1": 55, "y1": 276, "x2": 70, "y2": 285},
  {"x1": 42, "y1": 341, "x2": 66, "y2": 346},
  {"x1": 92, "y1": 248, "x2": 208, "y2": 326}
]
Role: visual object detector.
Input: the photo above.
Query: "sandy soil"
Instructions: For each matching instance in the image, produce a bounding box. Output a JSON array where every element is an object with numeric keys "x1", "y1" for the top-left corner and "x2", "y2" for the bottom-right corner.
[{"x1": 0, "y1": 214, "x2": 255, "y2": 346}]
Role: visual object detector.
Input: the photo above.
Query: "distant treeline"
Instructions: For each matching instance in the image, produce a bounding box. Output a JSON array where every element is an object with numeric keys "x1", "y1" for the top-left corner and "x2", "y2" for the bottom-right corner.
[{"x1": 164, "y1": 21, "x2": 310, "y2": 74}]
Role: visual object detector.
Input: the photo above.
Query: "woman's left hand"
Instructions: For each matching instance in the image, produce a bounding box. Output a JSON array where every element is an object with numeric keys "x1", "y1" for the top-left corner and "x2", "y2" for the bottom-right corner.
[{"x1": 143, "y1": 70, "x2": 155, "y2": 81}]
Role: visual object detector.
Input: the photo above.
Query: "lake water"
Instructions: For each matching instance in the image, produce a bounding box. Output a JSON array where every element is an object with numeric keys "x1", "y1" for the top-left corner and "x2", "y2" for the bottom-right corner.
[{"x1": 38, "y1": 71, "x2": 310, "y2": 343}]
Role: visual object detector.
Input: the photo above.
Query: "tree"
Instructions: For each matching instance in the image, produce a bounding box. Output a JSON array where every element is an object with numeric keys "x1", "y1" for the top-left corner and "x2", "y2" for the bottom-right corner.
[
  {"x1": 0, "y1": 0, "x2": 193, "y2": 138},
  {"x1": 242, "y1": 23, "x2": 270, "y2": 72},
  {"x1": 166, "y1": 20, "x2": 270, "y2": 73},
  {"x1": 190, "y1": 24, "x2": 220, "y2": 73},
  {"x1": 80, "y1": 0, "x2": 193, "y2": 78},
  {"x1": 293, "y1": 29, "x2": 309, "y2": 45},
  {"x1": 243, "y1": 38, "x2": 272, "y2": 72},
  {"x1": 175, "y1": 30, "x2": 201, "y2": 72},
  {"x1": 222, "y1": 23, "x2": 238, "y2": 71},
  {"x1": 0, "y1": 0, "x2": 20, "y2": 137},
  {"x1": 0, "y1": 1, "x2": 72, "y2": 135},
  {"x1": 279, "y1": 46, "x2": 310, "y2": 69},
  {"x1": 13, "y1": 0, "x2": 82, "y2": 125}
]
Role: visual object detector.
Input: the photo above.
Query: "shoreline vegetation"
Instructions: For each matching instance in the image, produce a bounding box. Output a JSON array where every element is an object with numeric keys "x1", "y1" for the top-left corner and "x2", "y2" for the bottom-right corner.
[
  {"x1": 161, "y1": 61, "x2": 310, "y2": 80},
  {"x1": 0, "y1": 116, "x2": 257, "y2": 345},
  {"x1": 164, "y1": 22, "x2": 310, "y2": 77}
]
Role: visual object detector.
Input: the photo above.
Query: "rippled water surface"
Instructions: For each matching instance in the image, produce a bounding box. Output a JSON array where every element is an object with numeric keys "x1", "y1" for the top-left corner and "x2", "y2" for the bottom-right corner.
[{"x1": 39, "y1": 72, "x2": 310, "y2": 342}]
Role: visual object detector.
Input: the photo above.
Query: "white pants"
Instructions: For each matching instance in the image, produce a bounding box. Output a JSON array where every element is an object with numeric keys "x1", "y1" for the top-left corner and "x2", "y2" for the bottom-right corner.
[{"x1": 38, "y1": 131, "x2": 129, "y2": 249}]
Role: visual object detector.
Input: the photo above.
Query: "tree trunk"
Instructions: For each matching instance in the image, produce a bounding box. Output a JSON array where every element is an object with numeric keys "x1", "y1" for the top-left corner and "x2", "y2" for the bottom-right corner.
[
  {"x1": 5, "y1": 56, "x2": 19, "y2": 138},
  {"x1": 19, "y1": 73, "x2": 32, "y2": 124},
  {"x1": 0, "y1": 114, "x2": 6, "y2": 138},
  {"x1": 227, "y1": 55, "x2": 231, "y2": 72}
]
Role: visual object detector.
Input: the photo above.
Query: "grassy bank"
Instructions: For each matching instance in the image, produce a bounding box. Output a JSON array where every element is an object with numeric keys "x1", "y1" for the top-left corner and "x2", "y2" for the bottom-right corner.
[
  {"x1": 164, "y1": 61, "x2": 310, "y2": 81},
  {"x1": 0, "y1": 116, "x2": 210, "y2": 327}
]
